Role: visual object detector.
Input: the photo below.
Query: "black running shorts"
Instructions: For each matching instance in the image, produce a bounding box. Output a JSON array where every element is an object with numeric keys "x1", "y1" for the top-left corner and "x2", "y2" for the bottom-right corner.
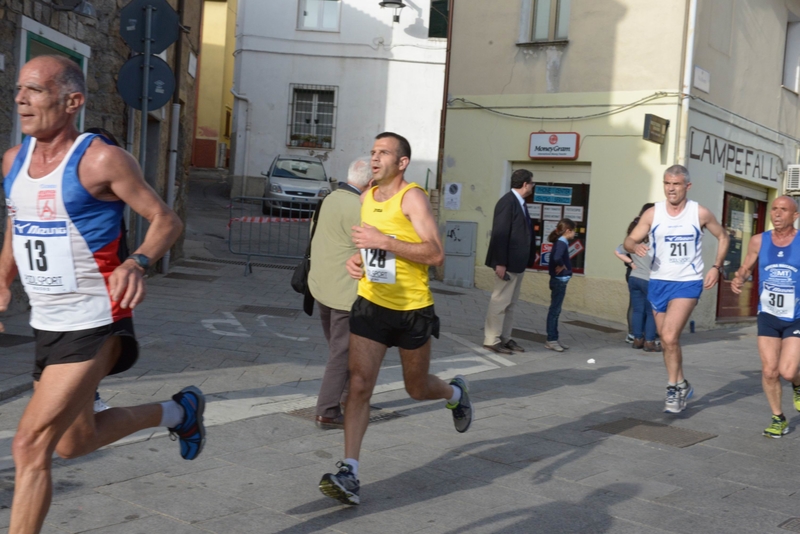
[
  {"x1": 349, "y1": 296, "x2": 440, "y2": 350},
  {"x1": 757, "y1": 312, "x2": 800, "y2": 339},
  {"x1": 32, "y1": 317, "x2": 139, "y2": 381}
]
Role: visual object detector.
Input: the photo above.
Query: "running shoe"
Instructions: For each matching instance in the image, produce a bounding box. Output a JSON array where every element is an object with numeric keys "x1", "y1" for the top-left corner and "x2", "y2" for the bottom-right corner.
[
  {"x1": 664, "y1": 386, "x2": 681, "y2": 413},
  {"x1": 447, "y1": 375, "x2": 473, "y2": 433},
  {"x1": 319, "y1": 461, "x2": 360, "y2": 505},
  {"x1": 793, "y1": 383, "x2": 800, "y2": 412},
  {"x1": 763, "y1": 415, "x2": 788, "y2": 438},
  {"x1": 677, "y1": 380, "x2": 694, "y2": 411},
  {"x1": 168, "y1": 386, "x2": 206, "y2": 460},
  {"x1": 93, "y1": 391, "x2": 110, "y2": 413},
  {"x1": 625, "y1": 334, "x2": 635, "y2": 344}
]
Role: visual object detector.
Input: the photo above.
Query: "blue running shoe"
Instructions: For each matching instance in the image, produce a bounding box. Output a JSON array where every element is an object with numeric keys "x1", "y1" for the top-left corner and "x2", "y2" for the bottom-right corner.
[{"x1": 168, "y1": 386, "x2": 206, "y2": 460}]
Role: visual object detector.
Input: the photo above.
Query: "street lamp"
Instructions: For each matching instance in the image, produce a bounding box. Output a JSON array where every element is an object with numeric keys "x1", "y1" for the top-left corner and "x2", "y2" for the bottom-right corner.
[{"x1": 379, "y1": 0, "x2": 406, "y2": 23}]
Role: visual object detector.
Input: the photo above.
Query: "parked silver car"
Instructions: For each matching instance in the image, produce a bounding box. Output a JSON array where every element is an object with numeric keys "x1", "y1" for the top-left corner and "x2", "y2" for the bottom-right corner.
[{"x1": 261, "y1": 155, "x2": 331, "y2": 215}]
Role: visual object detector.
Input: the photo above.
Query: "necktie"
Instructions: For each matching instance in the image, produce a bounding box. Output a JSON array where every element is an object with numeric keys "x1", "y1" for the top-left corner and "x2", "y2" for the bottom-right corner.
[{"x1": 522, "y1": 202, "x2": 532, "y2": 233}]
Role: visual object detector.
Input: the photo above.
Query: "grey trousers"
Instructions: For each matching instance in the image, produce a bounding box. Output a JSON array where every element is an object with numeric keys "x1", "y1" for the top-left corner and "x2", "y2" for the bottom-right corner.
[
  {"x1": 483, "y1": 271, "x2": 524, "y2": 346},
  {"x1": 315, "y1": 303, "x2": 350, "y2": 418}
]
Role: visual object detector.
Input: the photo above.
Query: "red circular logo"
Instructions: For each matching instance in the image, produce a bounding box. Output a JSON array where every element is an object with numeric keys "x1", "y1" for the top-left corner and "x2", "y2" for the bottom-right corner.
[{"x1": 549, "y1": 134, "x2": 559, "y2": 145}]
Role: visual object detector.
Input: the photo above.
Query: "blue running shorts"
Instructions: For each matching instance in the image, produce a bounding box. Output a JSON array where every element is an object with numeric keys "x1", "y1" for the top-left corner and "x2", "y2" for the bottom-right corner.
[
  {"x1": 757, "y1": 313, "x2": 800, "y2": 338},
  {"x1": 648, "y1": 279, "x2": 703, "y2": 313}
]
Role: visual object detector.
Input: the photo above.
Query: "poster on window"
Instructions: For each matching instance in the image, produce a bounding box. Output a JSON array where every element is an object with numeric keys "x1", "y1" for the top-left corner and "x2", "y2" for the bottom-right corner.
[
  {"x1": 540, "y1": 243, "x2": 553, "y2": 266},
  {"x1": 564, "y1": 206, "x2": 584, "y2": 222},
  {"x1": 543, "y1": 220, "x2": 558, "y2": 238},
  {"x1": 542, "y1": 205, "x2": 562, "y2": 221},
  {"x1": 528, "y1": 203, "x2": 542, "y2": 219}
]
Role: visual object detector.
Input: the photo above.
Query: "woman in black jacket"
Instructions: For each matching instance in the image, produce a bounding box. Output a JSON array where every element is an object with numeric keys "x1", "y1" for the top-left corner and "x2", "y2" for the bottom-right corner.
[{"x1": 544, "y1": 218, "x2": 577, "y2": 352}]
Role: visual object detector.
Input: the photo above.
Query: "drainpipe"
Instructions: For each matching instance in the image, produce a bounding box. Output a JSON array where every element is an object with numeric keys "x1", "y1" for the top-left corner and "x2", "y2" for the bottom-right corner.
[
  {"x1": 435, "y1": 0, "x2": 454, "y2": 190},
  {"x1": 162, "y1": 0, "x2": 186, "y2": 274},
  {"x1": 231, "y1": 88, "x2": 251, "y2": 197},
  {"x1": 676, "y1": 0, "x2": 698, "y2": 166}
]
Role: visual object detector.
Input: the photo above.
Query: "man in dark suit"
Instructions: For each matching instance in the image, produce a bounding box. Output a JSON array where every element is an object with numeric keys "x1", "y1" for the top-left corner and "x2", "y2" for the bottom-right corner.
[{"x1": 483, "y1": 169, "x2": 534, "y2": 354}]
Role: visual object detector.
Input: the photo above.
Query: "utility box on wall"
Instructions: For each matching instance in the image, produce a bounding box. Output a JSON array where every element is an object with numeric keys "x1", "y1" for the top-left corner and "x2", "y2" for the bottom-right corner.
[{"x1": 443, "y1": 221, "x2": 477, "y2": 288}]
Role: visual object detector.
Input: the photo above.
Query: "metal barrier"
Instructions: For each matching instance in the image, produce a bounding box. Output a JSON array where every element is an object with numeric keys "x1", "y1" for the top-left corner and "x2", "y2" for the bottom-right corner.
[{"x1": 228, "y1": 196, "x2": 318, "y2": 274}]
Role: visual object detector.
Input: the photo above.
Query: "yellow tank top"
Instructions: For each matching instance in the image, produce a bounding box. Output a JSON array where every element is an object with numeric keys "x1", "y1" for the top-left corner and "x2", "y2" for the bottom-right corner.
[{"x1": 357, "y1": 183, "x2": 434, "y2": 310}]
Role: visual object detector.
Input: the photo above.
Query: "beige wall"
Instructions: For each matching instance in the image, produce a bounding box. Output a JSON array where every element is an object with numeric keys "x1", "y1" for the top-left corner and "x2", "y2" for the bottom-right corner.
[
  {"x1": 448, "y1": 0, "x2": 687, "y2": 96},
  {"x1": 442, "y1": 91, "x2": 681, "y2": 325},
  {"x1": 692, "y1": 0, "x2": 800, "y2": 137},
  {"x1": 197, "y1": 1, "x2": 229, "y2": 142}
]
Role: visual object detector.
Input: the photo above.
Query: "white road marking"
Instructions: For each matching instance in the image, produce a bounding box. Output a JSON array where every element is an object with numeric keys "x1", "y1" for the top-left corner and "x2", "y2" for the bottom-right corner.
[
  {"x1": 201, "y1": 312, "x2": 250, "y2": 337},
  {"x1": 255, "y1": 315, "x2": 310, "y2": 341},
  {"x1": 441, "y1": 332, "x2": 516, "y2": 367}
]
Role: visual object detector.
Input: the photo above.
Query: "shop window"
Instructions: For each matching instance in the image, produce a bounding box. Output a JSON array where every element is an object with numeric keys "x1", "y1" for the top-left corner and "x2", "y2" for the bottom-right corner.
[
  {"x1": 14, "y1": 16, "x2": 90, "y2": 144},
  {"x1": 287, "y1": 84, "x2": 337, "y2": 149},
  {"x1": 520, "y1": 0, "x2": 570, "y2": 43},
  {"x1": 527, "y1": 183, "x2": 589, "y2": 274},
  {"x1": 298, "y1": 0, "x2": 341, "y2": 32}
]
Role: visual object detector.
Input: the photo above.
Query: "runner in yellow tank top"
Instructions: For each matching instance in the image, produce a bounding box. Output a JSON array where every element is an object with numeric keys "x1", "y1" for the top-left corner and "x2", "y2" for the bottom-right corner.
[
  {"x1": 319, "y1": 132, "x2": 474, "y2": 506},
  {"x1": 357, "y1": 181, "x2": 434, "y2": 310}
]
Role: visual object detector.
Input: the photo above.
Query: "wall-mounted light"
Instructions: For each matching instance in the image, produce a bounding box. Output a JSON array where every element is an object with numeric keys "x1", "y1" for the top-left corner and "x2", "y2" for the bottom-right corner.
[
  {"x1": 379, "y1": 0, "x2": 406, "y2": 23},
  {"x1": 53, "y1": 0, "x2": 98, "y2": 19}
]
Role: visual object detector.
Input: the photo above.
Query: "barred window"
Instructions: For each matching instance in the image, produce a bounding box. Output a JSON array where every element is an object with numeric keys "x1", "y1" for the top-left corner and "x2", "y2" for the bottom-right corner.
[{"x1": 287, "y1": 85, "x2": 337, "y2": 149}]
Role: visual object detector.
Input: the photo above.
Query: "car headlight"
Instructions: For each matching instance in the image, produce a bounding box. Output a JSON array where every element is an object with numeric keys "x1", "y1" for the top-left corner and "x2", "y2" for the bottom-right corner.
[
  {"x1": 319, "y1": 189, "x2": 330, "y2": 197},
  {"x1": 270, "y1": 184, "x2": 282, "y2": 193}
]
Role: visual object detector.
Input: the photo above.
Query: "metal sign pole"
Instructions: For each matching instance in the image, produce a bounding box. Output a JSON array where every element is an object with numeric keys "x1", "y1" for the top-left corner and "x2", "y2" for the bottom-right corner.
[{"x1": 135, "y1": 4, "x2": 154, "y2": 249}]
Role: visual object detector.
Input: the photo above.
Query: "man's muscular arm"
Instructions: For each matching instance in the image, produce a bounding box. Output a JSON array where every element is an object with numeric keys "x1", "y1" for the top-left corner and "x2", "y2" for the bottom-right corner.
[
  {"x1": 699, "y1": 205, "x2": 730, "y2": 290},
  {"x1": 0, "y1": 147, "x2": 24, "y2": 330},
  {"x1": 351, "y1": 187, "x2": 443, "y2": 266},
  {"x1": 78, "y1": 142, "x2": 182, "y2": 308},
  {"x1": 623, "y1": 207, "x2": 654, "y2": 256},
  {"x1": 731, "y1": 233, "x2": 761, "y2": 295}
]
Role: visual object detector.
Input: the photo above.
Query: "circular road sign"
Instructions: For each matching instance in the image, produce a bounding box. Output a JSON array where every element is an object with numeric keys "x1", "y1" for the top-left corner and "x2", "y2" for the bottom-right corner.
[
  {"x1": 120, "y1": 0, "x2": 180, "y2": 55},
  {"x1": 117, "y1": 54, "x2": 176, "y2": 111}
]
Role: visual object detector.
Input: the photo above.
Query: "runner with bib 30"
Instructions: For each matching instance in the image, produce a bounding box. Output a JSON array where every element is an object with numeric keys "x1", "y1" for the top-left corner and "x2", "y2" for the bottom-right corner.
[{"x1": 731, "y1": 196, "x2": 800, "y2": 438}]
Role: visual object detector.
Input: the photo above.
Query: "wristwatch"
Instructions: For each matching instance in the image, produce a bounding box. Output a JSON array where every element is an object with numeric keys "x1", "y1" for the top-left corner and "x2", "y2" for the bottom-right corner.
[
  {"x1": 712, "y1": 264, "x2": 724, "y2": 274},
  {"x1": 127, "y1": 254, "x2": 150, "y2": 271}
]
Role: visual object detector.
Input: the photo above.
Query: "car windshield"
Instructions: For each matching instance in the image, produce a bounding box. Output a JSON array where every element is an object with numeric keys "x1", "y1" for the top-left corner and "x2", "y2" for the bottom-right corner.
[{"x1": 271, "y1": 159, "x2": 327, "y2": 181}]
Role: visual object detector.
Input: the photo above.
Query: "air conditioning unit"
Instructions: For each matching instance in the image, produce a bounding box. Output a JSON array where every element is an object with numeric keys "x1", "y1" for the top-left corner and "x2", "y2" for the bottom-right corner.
[{"x1": 786, "y1": 165, "x2": 800, "y2": 193}]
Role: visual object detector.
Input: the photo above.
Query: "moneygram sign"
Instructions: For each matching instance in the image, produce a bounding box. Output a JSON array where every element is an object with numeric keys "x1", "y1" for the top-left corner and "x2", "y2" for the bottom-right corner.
[{"x1": 529, "y1": 132, "x2": 580, "y2": 160}]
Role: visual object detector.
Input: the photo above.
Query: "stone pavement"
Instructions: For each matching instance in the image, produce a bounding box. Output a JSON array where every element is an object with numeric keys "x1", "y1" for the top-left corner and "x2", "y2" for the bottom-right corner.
[{"x1": 0, "y1": 172, "x2": 796, "y2": 532}]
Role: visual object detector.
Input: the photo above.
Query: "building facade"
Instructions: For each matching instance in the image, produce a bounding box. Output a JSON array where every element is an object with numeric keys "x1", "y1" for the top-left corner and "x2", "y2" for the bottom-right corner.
[
  {"x1": 229, "y1": 0, "x2": 448, "y2": 197},
  {"x1": 194, "y1": 0, "x2": 237, "y2": 169},
  {"x1": 441, "y1": 0, "x2": 800, "y2": 329}
]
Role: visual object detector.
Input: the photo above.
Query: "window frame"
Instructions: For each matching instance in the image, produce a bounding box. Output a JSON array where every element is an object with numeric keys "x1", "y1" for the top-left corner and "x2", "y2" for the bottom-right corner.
[
  {"x1": 13, "y1": 16, "x2": 91, "y2": 145},
  {"x1": 286, "y1": 84, "x2": 338, "y2": 150},
  {"x1": 297, "y1": 0, "x2": 342, "y2": 33},
  {"x1": 518, "y1": 0, "x2": 571, "y2": 45}
]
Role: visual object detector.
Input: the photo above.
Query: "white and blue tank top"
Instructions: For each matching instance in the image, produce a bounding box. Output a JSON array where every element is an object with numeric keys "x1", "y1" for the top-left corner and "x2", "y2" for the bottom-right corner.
[
  {"x1": 3, "y1": 133, "x2": 130, "y2": 331},
  {"x1": 650, "y1": 200, "x2": 704, "y2": 282},
  {"x1": 758, "y1": 230, "x2": 800, "y2": 321}
]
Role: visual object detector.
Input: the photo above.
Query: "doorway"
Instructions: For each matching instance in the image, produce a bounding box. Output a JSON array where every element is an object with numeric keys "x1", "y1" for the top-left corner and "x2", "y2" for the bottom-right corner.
[{"x1": 716, "y1": 192, "x2": 767, "y2": 319}]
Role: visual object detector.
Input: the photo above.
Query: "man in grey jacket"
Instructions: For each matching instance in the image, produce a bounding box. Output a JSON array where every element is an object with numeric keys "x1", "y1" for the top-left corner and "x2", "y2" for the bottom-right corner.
[{"x1": 308, "y1": 158, "x2": 372, "y2": 428}]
